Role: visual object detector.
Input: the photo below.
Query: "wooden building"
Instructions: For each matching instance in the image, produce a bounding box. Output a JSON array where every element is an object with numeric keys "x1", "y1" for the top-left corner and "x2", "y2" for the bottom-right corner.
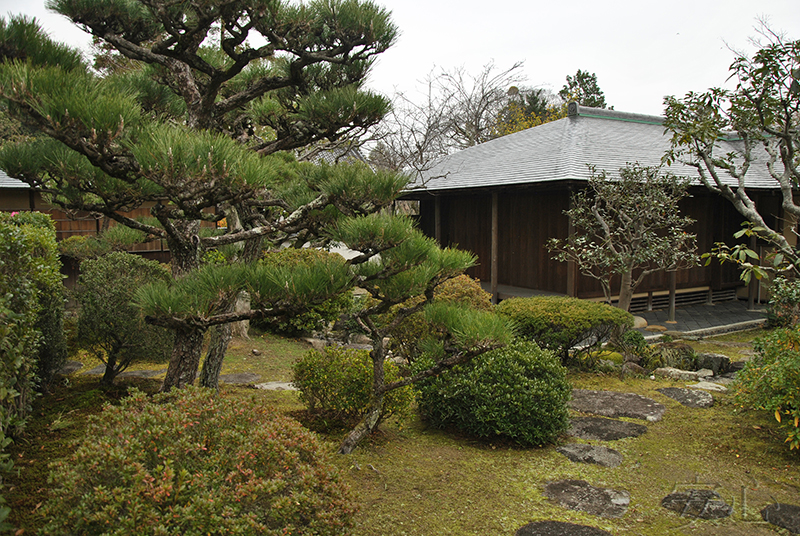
[{"x1": 403, "y1": 103, "x2": 784, "y2": 310}]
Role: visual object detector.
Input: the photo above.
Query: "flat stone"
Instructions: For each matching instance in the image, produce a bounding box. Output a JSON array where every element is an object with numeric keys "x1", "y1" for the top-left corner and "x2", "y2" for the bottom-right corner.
[
  {"x1": 254, "y1": 381, "x2": 298, "y2": 391},
  {"x1": 117, "y1": 369, "x2": 166, "y2": 379},
  {"x1": 654, "y1": 367, "x2": 698, "y2": 381},
  {"x1": 687, "y1": 381, "x2": 728, "y2": 392},
  {"x1": 82, "y1": 365, "x2": 106, "y2": 375},
  {"x1": 761, "y1": 503, "x2": 800, "y2": 534},
  {"x1": 544, "y1": 479, "x2": 629, "y2": 518},
  {"x1": 515, "y1": 521, "x2": 612, "y2": 536},
  {"x1": 557, "y1": 444, "x2": 623, "y2": 468},
  {"x1": 696, "y1": 368, "x2": 714, "y2": 379},
  {"x1": 656, "y1": 387, "x2": 714, "y2": 408},
  {"x1": 569, "y1": 390, "x2": 666, "y2": 422},
  {"x1": 661, "y1": 489, "x2": 733, "y2": 519},
  {"x1": 58, "y1": 360, "x2": 83, "y2": 375},
  {"x1": 219, "y1": 372, "x2": 261, "y2": 384},
  {"x1": 569, "y1": 417, "x2": 648, "y2": 441},
  {"x1": 645, "y1": 325, "x2": 668, "y2": 332}
]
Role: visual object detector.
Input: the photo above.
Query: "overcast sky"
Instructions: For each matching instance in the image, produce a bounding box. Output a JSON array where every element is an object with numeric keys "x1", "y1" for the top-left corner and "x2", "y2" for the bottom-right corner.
[{"x1": 2, "y1": 0, "x2": 798, "y2": 116}]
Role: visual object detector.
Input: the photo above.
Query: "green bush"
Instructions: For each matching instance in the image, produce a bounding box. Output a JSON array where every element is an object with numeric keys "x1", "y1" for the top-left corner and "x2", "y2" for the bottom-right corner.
[
  {"x1": 766, "y1": 276, "x2": 800, "y2": 327},
  {"x1": 254, "y1": 248, "x2": 351, "y2": 335},
  {"x1": 292, "y1": 346, "x2": 412, "y2": 426},
  {"x1": 735, "y1": 327, "x2": 800, "y2": 451},
  {"x1": 386, "y1": 274, "x2": 492, "y2": 361},
  {"x1": 414, "y1": 340, "x2": 571, "y2": 446},
  {"x1": 75, "y1": 252, "x2": 173, "y2": 385},
  {"x1": 40, "y1": 387, "x2": 356, "y2": 536},
  {"x1": 495, "y1": 296, "x2": 633, "y2": 365},
  {"x1": 2, "y1": 211, "x2": 66, "y2": 390}
]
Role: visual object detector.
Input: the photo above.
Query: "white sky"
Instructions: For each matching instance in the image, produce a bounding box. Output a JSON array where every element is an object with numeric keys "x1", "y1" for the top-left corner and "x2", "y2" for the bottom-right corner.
[{"x1": 2, "y1": 0, "x2": 798, "y2": 116}]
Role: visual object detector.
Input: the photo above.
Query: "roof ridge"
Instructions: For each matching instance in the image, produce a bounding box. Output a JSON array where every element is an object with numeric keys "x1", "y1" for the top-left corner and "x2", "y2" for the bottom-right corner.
[{"x1": 568, "y1": 102, "x2": 664, "y2": 125}]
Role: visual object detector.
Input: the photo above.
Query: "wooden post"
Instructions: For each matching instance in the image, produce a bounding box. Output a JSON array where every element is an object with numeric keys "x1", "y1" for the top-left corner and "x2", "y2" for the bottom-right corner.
[
  {"x1": 491, "y1": 192, "x2": 499, "y2": 304},
  {"x1": 566, "y1": 190, "x2": 577, "y2": 297},
  {"x1": 668, "y1": 271, "x2": 677, "y2": 323},
  {"x1": 434, "y1": 196, "x2": 442, "y2": 245}
]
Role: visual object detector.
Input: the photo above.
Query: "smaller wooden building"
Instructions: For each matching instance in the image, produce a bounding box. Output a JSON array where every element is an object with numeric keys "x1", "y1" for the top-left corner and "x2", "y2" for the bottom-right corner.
[{"x1": 403, "y1": 103, "x2": 785, "y2": 309}]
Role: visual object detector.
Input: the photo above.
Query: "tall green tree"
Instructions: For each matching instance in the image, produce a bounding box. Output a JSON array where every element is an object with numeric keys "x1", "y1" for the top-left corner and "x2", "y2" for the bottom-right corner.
[
  {"x1": 664, "y1": 27, "x2": 800, "y2": 282},
  {"x1": 548, "y1": 164, "x2": 698, "y2": 312},
  {"x1": 0, "y1": 3, "x2": 401, "y2": 391},
  {"x1": 493, "y1": 86, "x2": 567, "y2": 136},
  {"x1": 559, "y1": 69, "x2": 609, "y2": 108}
]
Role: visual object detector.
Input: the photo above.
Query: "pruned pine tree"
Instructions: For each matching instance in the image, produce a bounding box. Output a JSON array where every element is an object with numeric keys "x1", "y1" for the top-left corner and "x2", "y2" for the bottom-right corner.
[{"x1": 0, "y1": 3, "x2": 403, "y2": 391}]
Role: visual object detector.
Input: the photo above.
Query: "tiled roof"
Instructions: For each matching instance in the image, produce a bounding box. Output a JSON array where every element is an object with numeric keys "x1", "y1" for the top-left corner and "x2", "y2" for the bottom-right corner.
[
  {"x1": 0, "y1": 170, "x2": 29, "y2": 189},
  {"x1": 412, "y1": 103, "x2": 776, "y2": 192}
]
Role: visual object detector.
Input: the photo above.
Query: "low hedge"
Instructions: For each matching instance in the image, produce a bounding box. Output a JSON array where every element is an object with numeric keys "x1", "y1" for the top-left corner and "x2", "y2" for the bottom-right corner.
[
  {"x1": 413, "y1": 340, "x2": 571, "y2": 446},
  {"x1": 495, "y1": 296, "x2": 633, "y2": 365}
]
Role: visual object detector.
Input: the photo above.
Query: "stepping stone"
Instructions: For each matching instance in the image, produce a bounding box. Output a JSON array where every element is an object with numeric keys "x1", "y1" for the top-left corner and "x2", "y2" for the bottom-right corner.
[
  {"x1": 117, "y1": 369, "x2": 166, "y2": 379},
  {"x1": 82, "y1": 365, "x2": 107, "y2": 375},
  {"x1": 656, "y1": 387, "x2": 714, "y2": 408},
  {"x1": 219, "y1": 372, "x2": 261, "y2": 384},
  {"x1": 661, "y1": 489, "x2": 733, "y2": 519},
  {"x1": 687, "y1": 381, "x2": 727, "y2": 393},
  {"x1": 761, "y1": 503, "x2": 800, "y2": 534},
  {"x1": 645, "y1": 325, "x2": 668, "y2": 332},
  {"x1": 544, "y1": 479, "x2": 629, "y2": 518},
  {"x1": 569, "y1": 390, "x2": 666, "y2": 422},
  {"x1": 58, "y1": 360, "x2": 83, "y2": 375},
  {"x1": 254, "y1": 381, "x2": 298, "y2": 391},
  {"x1": 557, "y1": 444, "x2": 623, "y2": 468},
  {"x1": 569, "y1": 417, "x2": 648, "y2": 441},
  {"x1": 515, "y1": 521, "x2": 612, "y2": 535}
]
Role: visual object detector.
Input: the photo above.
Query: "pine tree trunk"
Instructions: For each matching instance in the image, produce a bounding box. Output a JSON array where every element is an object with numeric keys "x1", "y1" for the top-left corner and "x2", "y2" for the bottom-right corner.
[
  {"x1": 101, "y1": 353, "x2": 118, "y2": 386},
  {"x1": 199, "y1": 322, "x2": 232, "y2": 390},
  {"x1": 161, "y1": 326, "x2": 205, "y2": 391},
  {"x1": 338, "y1": 394, "x2": 385, "y2": 454},
  {"x1": 617, "y1": 270, "x2": 634, "y2": 312}
]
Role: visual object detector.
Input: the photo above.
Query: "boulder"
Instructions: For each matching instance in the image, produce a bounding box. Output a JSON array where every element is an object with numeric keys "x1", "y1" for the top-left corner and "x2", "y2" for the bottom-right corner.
[
  {"x1": 654, "y1": 367, "x2": 698, "y2": 381},
  {"x1": 621, "y1": 362, "x2": 646, "y2": 377},
  {"x1": 695, "y1": 352, "x2": 731, "y2": 375}
]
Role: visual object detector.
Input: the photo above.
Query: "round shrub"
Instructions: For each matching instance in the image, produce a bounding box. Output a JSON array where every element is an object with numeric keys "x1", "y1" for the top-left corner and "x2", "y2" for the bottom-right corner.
[
  {"x1": 495, "y1": 296, "x2": 633, "y2": 365},
  {"x1": 766, "y1": 276, "x2": 800, "y2": 327},
  {"x1": 292, "y1": 346, "x2": 412, "y2": 426},
  {"x1": 254, "y1": 248, "x2": 351, "y2": 335},
  {"x1": 386, "y1": 274, "x2": 493, "y2": 361},
  {"x1": 735, "y1": 327, "x2": 800, "y2": 451},
  {"x1": 40, "y1": 387, "x2": 356, "y2": 536},
  {"x1": 413, "y1": 340, "x2": 572, "y2": 446}
]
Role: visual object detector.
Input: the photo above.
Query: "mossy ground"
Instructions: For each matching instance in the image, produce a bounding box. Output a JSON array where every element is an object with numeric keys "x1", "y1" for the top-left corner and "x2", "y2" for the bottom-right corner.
[{"x1": 6, "y1": 329, "x2": 799, "y2": 535}]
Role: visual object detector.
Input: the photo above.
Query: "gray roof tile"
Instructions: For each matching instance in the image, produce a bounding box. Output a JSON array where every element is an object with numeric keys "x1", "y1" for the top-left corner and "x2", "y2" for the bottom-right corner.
[{"x1": 0, "y1": 170, "x2": 29, "y2": 189}]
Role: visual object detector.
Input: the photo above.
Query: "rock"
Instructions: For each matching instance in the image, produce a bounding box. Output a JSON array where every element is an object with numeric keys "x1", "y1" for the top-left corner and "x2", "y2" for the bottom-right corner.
[
  {"x1": 695, "y1": 352, "x2": 731, "y2": 375},
  {"x1": 632, "y1": 316, "x2": 647, "y2": 329},
  {"x1": 687, "y1": 381, "x2": 728, "y2": 392},
  {"x1": 656, "y1": 387, "x2": 714, "y2": 408},
  {"x1": 117, "y1": 368, "x2": 166, "y2": 379},
  {"x1": 645, "y1": 325, "x2": 668, "y2": 332},
  {"x1": 661, "y1": 489, "x2": 733, "y2": 519},
  {"x1": 729, "y1": 361, "x2": 747, "y2": 372},
  {"x1": 254, "y1": 381, "x2": 298, "y2": 391},
  {"x1": 569, "y1": 417, "x2": 648, "y2": 441},
  {"x1": 760, "y1": 503, "x2": 800, "y2": 534},
  {"x1": 349, "y1": 333, "x2": 372, "y2": 345},
  {"x1": 663, "y1": 330, "x2": 684, "y2": 338},
  {"x1": 82, "y1": 365, "x2": 107, "y2": 375},
  {"x1": 251, "y1": 348, "x2": 261, "y2": 356},
  {"x1": 569, "y1": 390, "x2": 666, "y2": 422},
  {"x1": 621, "y1": 362, "x2": 646, "y2": 376},
  {"x1": 515, "y1": 521, "x2": 612, "y2": 536},
  {"x1": 219, "y1": 372, "x2": 261, "y2": 384},
  {"x1": 58, "y1": 360, "x2": 83, "y2": 375},
  {"x1": 303, "y1": 338, "x2": 327, "y2": 351},
  {"x1": 695, "y1": 368, "x2": 714, "y2": 379},
  {"x1": 544, "y1": 479, "x2": 629, "y2": 518},
  {"x1": 654, "y1": 367, "x2": 698, "y2": 381},
  {"x1": 556, "y1": 444, "x2": 623, "y2": 468}
]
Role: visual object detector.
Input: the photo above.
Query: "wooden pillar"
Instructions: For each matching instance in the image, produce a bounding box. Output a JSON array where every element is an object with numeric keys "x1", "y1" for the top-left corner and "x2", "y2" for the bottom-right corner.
[
  {"x1": 668, "y1": 271, "x2": 677, "y2": 323},
  {"x1": 491, "y1": 192, "x2": 499, "y2": 304},
  {"x1": 566, "y1": 187, "x2": 577, "y2": 297},
  {"x1": 434, "y1": 196, "x2": 442, "y2": 245}
]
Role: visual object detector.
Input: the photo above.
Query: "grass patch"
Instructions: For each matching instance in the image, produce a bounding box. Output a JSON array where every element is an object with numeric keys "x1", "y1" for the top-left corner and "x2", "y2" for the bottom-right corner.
[{"x1": 5, "y1": 327, "x2": 799, "y2": 535}]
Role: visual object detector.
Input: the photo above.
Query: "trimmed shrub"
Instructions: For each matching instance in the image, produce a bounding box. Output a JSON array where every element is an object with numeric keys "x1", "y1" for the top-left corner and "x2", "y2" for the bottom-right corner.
[
  {"x1": 75, "y1": 252, "x2": 173, "y2": 385},
  {"x1": 40, "y1": 387, "x2": 356, "y2": 536},
  {"x1": 386, "y1": 274, "x2": 493, "y2": 361},
  {"x1": 2, "y1": 211, "x2": 66, "y2": 390},
  {"x1": 413, "y1": 340, "x2": 571, "y2": 446},
  {"x1": 292, "y1": 346, "x2": 412, "y2": 426},
  {"x1": 495, "y1": 296, "x2": 633, "y2": 365},
  {"x1": 766, "y1": 276, "x2": 800, "y2": 328},
  {"x1": 735, "y1": 328, "x2": 800, "y2": 450},
  {"x1": 254, "y1": 248, "x2": 351, "y2": 335}
]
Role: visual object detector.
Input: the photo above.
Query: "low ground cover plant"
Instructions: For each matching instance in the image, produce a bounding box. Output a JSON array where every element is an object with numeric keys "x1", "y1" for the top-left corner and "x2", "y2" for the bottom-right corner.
[
  {"x1": 40, "y1": 386, "x2": 356, "y2": 536},
  {"x1": 292, "y1": 346, "x2": 412, "y2": 427},
  {"x1": 496, "y1": 295, "x2": 632, "y2": 366},
  {"x1": 413, "y1": 340, "x2": 571, "y2": 446},
  {"x1": 735, "y1": 327, "x2": 800, "y2": 450}
]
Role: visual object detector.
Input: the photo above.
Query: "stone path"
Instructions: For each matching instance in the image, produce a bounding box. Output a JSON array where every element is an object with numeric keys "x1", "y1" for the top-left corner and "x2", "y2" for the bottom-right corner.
[
  {"x1": 515, "y1": 521, "x2": 612, "y2": 536},
  {"x1": 660, "y1": 489, "x2": 733, "y2": 519},
  {"x1": 556, "y1": 444, "x2": 622, "y2": 468},
  {"x1": 568, "y1": 417, "x2": 648, "y2": 441},
  {"x1": 543, "y1": 479, "x2": 630, "y2": 518},
  {"x1": 656, "y1": 387, "x2": 714, "y2": 408},
  {"x1": 760, "y1": 503, "x2": 800, "y2": 534},
  {"x1": 569, "y1": 389, "x2": 665, "y2": 422}
]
